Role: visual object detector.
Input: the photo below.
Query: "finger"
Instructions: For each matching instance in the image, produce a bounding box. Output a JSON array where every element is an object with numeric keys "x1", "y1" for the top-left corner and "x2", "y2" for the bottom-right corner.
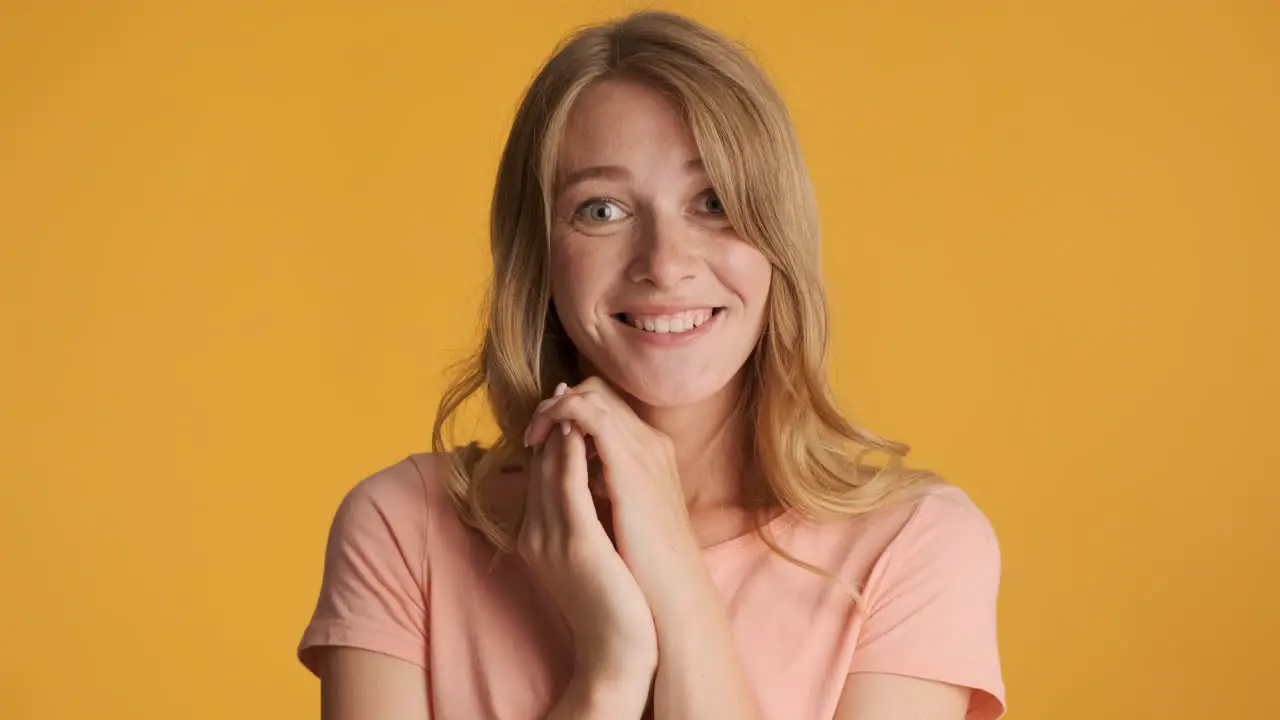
[
  {"x1": 537, "y1": 422, "x2": 565, "y2": 530},
  {"x1": 529, "y1": 393, "x2": 629, "y2": 474},
  {"x1": 524, "y1": 401, "x2": 560, "y2": 448},
  {"x1": 523, "y1": 381, "x2": 570, "y2": 446},
  {"x1": 570, "y1": 378, "x2": 647, "y2": 437},
  {"x1": 553, "y1": 381, "x2": 572, "y2": 437},
  {"x1": 569, "y1": 377, "x2": 632, "y2": 415},
  {"x1": 525, "y1": 390, "x2": 591, "y2": 448},
  {"x1": 520, "y1": 443, "x2": 546, "y2": 546},
  {"x1": 569, "y1": 378, "x2": 619, "y2": 412},
  {"x1": 572, "y1": 376, "x2": 614, "y2": 396},
  {"x1": 558, "y1": 424, "x2": 599, "y2": 527},
  {"x1": 588, "y1": 474, "x2": 607, "y2": 500}
]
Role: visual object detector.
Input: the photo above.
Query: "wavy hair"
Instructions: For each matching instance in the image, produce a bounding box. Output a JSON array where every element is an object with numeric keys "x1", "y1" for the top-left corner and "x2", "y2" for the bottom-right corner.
[{"x1": 431, "y1": 10, "x2": 939, "y2": 578}]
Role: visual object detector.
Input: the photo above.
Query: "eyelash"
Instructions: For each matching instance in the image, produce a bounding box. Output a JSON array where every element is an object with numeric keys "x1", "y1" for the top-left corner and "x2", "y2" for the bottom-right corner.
[
  {"x1": 571, "y1": 190, "x2": 725, "y2": 222},
  {"x1": 573, "y1": 196, "x2": 625, "y2": 222}
]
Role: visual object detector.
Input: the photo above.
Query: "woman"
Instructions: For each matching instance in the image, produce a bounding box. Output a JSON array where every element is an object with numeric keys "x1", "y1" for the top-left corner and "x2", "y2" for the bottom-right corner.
[{"x1": 298, "y1": 10, "x2": 1005, "y2": 720}]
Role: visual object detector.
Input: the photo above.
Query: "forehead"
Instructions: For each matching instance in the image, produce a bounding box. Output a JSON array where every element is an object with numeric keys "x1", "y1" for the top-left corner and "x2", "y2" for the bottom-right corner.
[{"x1": 557, "y1": 77, "x2": 699, "y2": 171}]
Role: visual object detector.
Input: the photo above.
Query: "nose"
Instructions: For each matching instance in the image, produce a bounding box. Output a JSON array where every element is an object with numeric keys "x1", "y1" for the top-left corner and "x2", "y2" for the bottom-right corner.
[{"x1": 627, "y1": 212, "x2": 699, "y2": 290}]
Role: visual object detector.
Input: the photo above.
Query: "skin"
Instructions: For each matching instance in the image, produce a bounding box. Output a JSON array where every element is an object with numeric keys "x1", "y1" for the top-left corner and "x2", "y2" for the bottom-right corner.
[{"x1": 316, "y1": 77, "x2": 973, "y2": 719}]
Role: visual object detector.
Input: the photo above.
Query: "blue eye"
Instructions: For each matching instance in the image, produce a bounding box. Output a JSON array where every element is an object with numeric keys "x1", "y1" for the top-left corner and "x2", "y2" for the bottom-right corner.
[
  {"x1": 577, "y1": 198, "x2": 625, "y2": 222},
  {"x1": 701, "y1": 191, "x2": 725, "y2": 214}
]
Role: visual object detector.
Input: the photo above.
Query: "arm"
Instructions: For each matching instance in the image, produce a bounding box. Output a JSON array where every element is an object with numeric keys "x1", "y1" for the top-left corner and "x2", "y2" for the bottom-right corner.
[
  {"x1": 648, "y1": 539, "x2": 762, "y2": 720},
  {"x1": 319, "y1": 648, "x2": 430, "y2": 720},
  {"x1": 549, "y1": 672, "x2": 654, "y2": 720},
  {"x1": 525, "y1": 385, "x2": 1006, "y2": 720},
  {"x1": 520, "y1": 396, "x2": 659, "y2": 719},
  {"x1": 318, "y1": 647, "x2": 644, "y2": 720},
  {"x1": 834, "y1": 672, "x2": 970, "y2": 720},
  {"x1": 525, "y1": 381, "x2": 762, "y2": 720},
  {"x1": 646, "y1": 535, "x2": 986, "y2": 720},
  {"x1": 837, "y1": 487, "x2": 1006, "y2": 720}
]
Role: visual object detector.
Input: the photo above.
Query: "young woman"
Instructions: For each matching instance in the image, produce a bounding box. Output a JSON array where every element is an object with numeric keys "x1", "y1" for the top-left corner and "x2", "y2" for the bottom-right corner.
[{"x1": 298, "y1": 11, "x2": 1005, "y2": 720}]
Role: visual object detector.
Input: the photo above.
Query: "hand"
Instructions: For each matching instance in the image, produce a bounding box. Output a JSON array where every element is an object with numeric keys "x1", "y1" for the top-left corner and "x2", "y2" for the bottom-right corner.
[
  {"x1": 517, "y1": 382, "x2": 657, "y2": 703},
  {"x1": 526, "y1": 379, "x2": 764, "y2": 720},
  {"x1": 523, "y1": 377, "x2": 697, "y2": 600}
]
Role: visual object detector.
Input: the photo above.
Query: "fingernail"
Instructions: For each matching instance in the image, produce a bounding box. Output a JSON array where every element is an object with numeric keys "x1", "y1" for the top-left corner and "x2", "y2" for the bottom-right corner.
[
  {"x1": 554, "y1": 382, "x2": 567, "y2": 397},
  {"x1": 561, "y1": 421, "x2": 571, "y2": 436}
]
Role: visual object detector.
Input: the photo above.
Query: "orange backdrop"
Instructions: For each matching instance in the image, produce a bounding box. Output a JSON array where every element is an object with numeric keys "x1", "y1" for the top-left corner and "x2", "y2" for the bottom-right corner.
[{"x1": 2, "y1": 1, "x2": 1277, "y2": 718}]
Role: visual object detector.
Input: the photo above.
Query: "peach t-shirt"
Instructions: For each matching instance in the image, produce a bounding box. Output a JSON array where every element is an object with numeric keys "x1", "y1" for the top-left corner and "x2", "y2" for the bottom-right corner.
[{"x1": 298, "y1": 453, "x2": 1006, "y2": 719}]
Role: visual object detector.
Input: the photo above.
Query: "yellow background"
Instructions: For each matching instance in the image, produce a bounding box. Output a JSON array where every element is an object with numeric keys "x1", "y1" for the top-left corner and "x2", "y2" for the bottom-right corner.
[{"x1": 2, "y1": 1, "x2": 1276, "y2": 718}]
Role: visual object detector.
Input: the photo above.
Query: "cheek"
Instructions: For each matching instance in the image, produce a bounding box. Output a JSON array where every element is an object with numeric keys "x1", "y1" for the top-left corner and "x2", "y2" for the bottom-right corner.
[
  {"x1": 724, "y1": 244, "x2": 774, "y2": 310},
  {"x1": 548, "y1": 239, "x2": 609, "y2": 316},
  {"x1": 547, "y1": 248, "x2": 572, "y2": 303}
]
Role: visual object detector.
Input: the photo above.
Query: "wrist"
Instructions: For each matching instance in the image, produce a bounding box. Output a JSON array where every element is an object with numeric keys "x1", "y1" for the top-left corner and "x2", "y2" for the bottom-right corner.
[
  {"x1": 576, "y1": 642, "x2": 657, "y2": 684},
  {"x1": 642, "y1": 552, "x2": 720, "y2": 619},
  {"x1": 564, "y1": 664, "x2": 653, "y2": 718}
]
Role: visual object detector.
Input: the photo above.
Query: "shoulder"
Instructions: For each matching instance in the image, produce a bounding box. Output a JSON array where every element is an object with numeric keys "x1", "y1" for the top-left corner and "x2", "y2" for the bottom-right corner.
[
  {"x1": 324, "y1": 452, "x2": 453, "y2": 550},
  {"x1": 842, "y1": 483, "x2": 1007, "y2": 718},
  {"x1": 329, "y1": 451, "x2": 525, "y2": 554},
  {"x1": 890, "y1": 484, "x2": 1000, "y2": 554},
  {"x1": 337, "y1": 452, "x2": 452, "y2": 509},
  {"x1": 299, "y1": 454, "x2": 446, "y2": 674},
  {"x1": 858, "y1": 482, "x2": 1002, "y2": 602},
  {"x1": 336, "y1": 453, "x2": 426, "y2": 514},
  {"x1": 785, "y1": 481, "x2": 1000, "y2": 589},
  {"x1": 810, "y1": 482, "x2": 999, "y2": 554}
]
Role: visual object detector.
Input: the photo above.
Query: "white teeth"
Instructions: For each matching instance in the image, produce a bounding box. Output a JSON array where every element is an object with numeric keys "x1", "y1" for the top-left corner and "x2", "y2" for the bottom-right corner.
[{"x1": 625, "y1": 310, "x2": 714, "y2": 334}]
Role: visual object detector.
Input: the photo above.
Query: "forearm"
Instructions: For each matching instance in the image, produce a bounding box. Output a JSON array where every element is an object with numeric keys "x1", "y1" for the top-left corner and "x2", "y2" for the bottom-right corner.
[
  {"x1": 649, "y1": 556, "x2": 762, "y2": 720},
  {"x1": 548, "y1": 667, "x2": 653, "y2": 720}
]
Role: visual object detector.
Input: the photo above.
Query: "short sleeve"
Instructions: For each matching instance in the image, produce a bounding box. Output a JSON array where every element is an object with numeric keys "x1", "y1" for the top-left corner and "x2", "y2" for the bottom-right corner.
[
  {"x1": 297, "y1": 457, "x2": 430, "y2": 675},
  {"x1": 848, "y1": 487, "x2": 1005, "y2": 719}
]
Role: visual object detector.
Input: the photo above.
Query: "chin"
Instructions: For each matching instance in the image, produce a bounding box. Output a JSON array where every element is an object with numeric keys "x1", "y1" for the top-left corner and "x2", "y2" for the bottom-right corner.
[{"x1": 607, "y1": 367, "x2": 736, "y2": 409}]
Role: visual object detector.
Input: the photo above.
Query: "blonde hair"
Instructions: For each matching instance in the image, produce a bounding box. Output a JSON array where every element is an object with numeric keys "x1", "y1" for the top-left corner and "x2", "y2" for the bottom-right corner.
[{"x1": 432, "y1": 10, "x2": 940, "y2": 578}]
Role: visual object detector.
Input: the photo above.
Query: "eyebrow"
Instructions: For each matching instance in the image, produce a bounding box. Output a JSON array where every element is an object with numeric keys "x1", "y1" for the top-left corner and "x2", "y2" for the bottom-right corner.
[{"x1": 556, "y1": 157, "x2": 706, "y2": 197}]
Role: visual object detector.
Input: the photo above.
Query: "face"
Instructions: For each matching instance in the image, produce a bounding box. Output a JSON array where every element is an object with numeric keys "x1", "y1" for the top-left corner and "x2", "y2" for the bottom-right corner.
[{"x1": 547, "y1": 77, "x2": 773, "y2": 408}]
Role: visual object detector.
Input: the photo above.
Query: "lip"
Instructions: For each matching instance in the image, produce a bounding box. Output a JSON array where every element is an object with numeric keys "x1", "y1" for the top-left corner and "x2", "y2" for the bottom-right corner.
[
  {"x1": 616, "y1": 304, "x2": 717, "y2": 315},
  {"x1": 612, "y1": 307, "x2": 724, "y2": 346}
]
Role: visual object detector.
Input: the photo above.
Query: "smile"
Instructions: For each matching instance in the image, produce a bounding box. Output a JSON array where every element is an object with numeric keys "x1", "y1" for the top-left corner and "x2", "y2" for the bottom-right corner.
[
  {"x1": 611, "y1": 307, "x2": 725, "y2": 342},
  {"x1": 617, "y1": 307, "x2": 723, "y2": 333}
]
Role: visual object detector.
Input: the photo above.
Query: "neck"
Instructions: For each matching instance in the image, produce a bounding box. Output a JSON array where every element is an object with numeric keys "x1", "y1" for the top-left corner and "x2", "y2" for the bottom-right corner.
[{"x1": 627, "y1": 373, "x2": 754, "y2": 510}]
